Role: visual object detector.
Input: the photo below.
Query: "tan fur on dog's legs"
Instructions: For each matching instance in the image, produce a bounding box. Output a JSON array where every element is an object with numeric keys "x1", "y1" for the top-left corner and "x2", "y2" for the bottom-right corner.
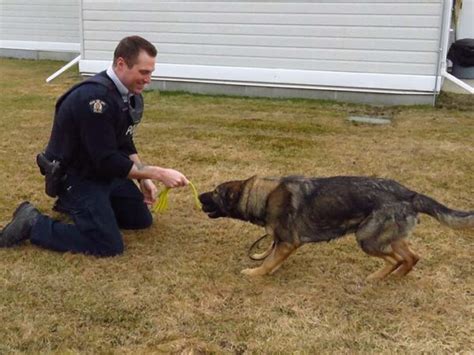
[
  {"x1": 242, "y1": 242, "x2": 296, "y2": 276},
  {"x1": 391, "y1": 240, "x2": 420, "y2": 277},
  {"x1": 366, "y1": 252, "x2": 403, "y2": 281},
  {"x1": 404, "y1": 240, "x2": 421, "y2": 262}
]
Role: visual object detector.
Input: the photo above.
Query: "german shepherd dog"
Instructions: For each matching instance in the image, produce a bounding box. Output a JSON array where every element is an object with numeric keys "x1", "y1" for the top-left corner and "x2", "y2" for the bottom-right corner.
[{"x1": 199, "y1": 176, "x2": 473, "y2": 280}]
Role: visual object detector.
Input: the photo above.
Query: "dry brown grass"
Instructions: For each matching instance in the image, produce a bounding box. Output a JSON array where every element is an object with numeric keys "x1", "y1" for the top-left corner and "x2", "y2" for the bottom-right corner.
[{"x1": 0, "y1": 58, "x2": 473, "y2": 353}]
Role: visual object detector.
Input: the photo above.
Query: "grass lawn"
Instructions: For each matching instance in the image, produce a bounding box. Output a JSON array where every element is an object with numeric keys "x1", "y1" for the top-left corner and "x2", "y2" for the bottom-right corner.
[{"x1": 0, "y1": 58, "x2": 473, "y2": 353}]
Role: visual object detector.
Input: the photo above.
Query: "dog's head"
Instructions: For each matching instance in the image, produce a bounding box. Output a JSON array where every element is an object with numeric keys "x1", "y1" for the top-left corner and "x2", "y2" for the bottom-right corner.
[{"x1": 199, "y1": 180, "x2": 246, "y2": 219}]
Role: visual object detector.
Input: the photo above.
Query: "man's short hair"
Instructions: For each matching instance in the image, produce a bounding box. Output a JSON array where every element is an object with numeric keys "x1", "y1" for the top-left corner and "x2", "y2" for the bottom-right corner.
[{"x1": 113, "y1": 36, "x2": 157, "y2": 68}]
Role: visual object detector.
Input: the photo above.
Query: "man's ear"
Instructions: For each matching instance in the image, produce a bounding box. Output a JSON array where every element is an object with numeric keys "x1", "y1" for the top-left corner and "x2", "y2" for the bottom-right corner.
[{"x1": 115, "y1": 57, "x2": 127, "y2": 71}]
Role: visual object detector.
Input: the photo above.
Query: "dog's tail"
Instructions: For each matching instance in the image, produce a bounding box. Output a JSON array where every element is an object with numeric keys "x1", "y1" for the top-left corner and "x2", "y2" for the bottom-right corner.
[{"x1": 413, "y1": 194, "x2": 474, "y2": 229}]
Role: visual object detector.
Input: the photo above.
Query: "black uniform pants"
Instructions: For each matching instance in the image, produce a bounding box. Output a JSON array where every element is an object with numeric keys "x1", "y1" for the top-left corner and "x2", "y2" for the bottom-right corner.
[{"x1": 30, "y1": 175, "x2": 153, "y2": 256}]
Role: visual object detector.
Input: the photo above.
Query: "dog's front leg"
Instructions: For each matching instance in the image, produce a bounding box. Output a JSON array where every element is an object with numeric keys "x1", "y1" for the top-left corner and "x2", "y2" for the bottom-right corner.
[{"x1": 242, "y1": 242, "x2": 296, "y2": 276}]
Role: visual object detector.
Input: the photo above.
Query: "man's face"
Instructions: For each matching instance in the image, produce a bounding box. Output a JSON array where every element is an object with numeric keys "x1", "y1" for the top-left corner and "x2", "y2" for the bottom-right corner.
[{"x1": 115, "y1": 50, "x2": 156, "y2": 94}]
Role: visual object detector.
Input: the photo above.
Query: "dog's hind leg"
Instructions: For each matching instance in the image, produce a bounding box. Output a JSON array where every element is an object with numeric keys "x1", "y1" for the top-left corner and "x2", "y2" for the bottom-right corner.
[
  {"x1": 364, "y1": 252, "x2": 403, "y2": 281},
  {"x1": 391, "y1": 239, "x2": 420, "y2": 277},
  {"x1": 356, "y1": 204, "x2": 418, "y2": 280},
  {"x1": 241, "y1": 242, "x2": 296, "y2": 276},
  {"x1": 356, "y1": 218, "x2": 401, "y2": 281}
]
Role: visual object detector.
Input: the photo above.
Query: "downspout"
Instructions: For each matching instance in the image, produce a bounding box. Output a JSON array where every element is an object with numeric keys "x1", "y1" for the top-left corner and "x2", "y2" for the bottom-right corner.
[
  {"x1": 437, "y1": 0, "x2": 474, "y2": 96},
  {"x1": 432, "y1": 0, "x2": 449, "y2": 105},
  {"x1": 45, "y1": 55, "x2": 81, "y2": 83},
  {"x1": 443, "y1": 71, "x2": 474, "y2": 93}
]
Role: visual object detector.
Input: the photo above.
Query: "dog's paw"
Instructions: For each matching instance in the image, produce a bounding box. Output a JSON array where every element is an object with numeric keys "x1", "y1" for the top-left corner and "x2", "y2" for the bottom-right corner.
[
  {"x1": 365, "y1": 273, "x2": 384, "y2": 282},
  {"x1": 241, "y1": 267, "x2": 266, "y2": 276}
]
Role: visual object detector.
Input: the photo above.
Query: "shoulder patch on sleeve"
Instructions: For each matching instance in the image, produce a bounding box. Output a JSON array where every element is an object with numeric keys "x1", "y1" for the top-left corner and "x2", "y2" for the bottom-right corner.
[{"x1": 89, "y1": 99, "x2": 108, "y2": 114}]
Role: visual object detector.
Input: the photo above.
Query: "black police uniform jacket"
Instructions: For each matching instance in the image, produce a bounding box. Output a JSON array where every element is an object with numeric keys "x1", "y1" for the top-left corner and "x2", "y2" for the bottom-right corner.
[{"x1": 45, "y1": 71, "x2": 143, "y2": 181}]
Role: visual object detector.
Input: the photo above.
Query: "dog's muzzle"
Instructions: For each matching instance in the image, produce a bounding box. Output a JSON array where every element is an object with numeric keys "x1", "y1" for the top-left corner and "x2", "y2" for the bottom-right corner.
[{"x1": 199, "y1": 192, "x2": 224, "y2": 218}]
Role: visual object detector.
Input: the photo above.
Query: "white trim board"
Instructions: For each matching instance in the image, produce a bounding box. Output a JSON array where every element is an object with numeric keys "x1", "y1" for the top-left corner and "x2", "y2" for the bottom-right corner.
[
  {"x1": 79, "y1": 60, "x2": 437, "y2": 93},
  {"x1": 0, "y1": 40, "x2": 80, "y2": 52}
]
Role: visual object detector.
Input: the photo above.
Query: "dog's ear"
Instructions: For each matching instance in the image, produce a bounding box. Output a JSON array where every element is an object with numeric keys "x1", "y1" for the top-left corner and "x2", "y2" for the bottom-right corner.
[
  {"x1": 246, "y1": 175, "x2": 258, "y2": 183},
  {"x1": 221, "y1": 180, "x2": 243, "y2": 203}
]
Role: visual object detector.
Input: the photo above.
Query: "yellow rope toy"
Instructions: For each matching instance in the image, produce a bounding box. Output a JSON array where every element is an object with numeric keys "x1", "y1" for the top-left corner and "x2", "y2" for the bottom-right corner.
[{"x1": 151, "y1": 181, "x2": 202, "y2": 213}]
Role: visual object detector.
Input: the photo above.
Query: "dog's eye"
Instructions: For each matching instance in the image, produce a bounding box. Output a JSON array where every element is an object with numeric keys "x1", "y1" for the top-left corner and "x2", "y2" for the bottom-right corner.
[{"x1": 227, "y1": 190, "x2": 237, "y2": 201}]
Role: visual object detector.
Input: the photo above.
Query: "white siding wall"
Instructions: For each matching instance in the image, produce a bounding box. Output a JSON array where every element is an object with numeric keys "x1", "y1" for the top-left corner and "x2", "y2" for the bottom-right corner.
[
  {"x1": 80, "y1": 0, "x2": 446, "y2": 93},
  {"x1": 0, "y1": 0, "x2": 80, "y2": 52}
]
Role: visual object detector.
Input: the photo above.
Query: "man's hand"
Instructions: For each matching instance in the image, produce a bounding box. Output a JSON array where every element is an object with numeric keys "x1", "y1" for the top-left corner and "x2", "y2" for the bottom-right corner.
[
  {"x1": 128, "y1": 163, "x2": 189, "y2": 188},
  {"x1": 139, "y1": 179, "x2": 158, "y2": 205},
  {"x1": 158, "y1": 168, "x2": 189, "y2": 188}
]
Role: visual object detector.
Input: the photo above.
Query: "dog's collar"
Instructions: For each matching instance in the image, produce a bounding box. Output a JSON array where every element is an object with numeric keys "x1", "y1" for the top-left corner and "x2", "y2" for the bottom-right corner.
[{"x1": 238, "y1": 177, "x2": 265, "y2": 223}]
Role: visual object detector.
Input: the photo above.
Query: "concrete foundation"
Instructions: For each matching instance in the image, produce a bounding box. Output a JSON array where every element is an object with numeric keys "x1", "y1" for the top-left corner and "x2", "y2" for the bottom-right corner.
[
  {"x1": 149, "y1": 80, "x2": 434, "y2": 106},
  {"x1": 0, "y1": 48, "x2": 79, "y2": 62}
]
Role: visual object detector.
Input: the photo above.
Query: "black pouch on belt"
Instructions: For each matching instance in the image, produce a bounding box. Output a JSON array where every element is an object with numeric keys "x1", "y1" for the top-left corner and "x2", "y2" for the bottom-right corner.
[{"x1": 36, "y1": 152, "x2": 65, "y2": 198}]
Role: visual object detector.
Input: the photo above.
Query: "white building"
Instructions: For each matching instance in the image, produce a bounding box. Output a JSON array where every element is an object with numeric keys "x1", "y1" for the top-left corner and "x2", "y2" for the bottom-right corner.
[
  {"x1": 1, "y1": 0, "x2": 467, "y2": 104},
  {"x1": 0, "y1": 0, "x2": 80, "y2": 60}
]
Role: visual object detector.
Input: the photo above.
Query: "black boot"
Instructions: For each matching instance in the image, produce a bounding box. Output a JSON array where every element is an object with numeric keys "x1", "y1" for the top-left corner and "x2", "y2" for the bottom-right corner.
[{"x1": 0, "y1": 202, "x2": 40, "y2": 247}]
